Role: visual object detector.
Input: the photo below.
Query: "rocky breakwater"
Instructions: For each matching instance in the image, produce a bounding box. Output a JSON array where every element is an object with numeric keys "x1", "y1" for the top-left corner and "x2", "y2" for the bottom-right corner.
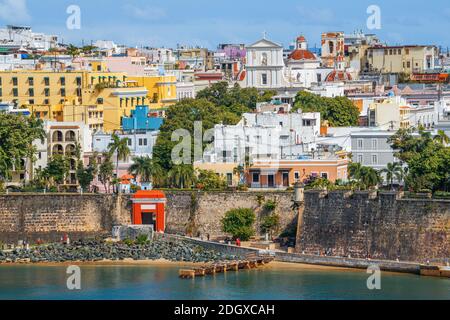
[{"x1": 0, "y1": 238, "x2": 241, "y2": 264}]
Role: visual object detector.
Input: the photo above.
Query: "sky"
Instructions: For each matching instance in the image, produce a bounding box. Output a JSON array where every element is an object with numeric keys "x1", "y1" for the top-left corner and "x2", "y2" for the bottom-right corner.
[{"x1": 0, "y1": 0, "x2": 450, "y2": 49}]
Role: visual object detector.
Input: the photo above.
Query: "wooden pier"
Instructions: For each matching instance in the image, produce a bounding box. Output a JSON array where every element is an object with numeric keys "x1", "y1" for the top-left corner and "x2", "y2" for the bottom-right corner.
[{"x1": 179, "y1": 254, "x2": 274, "y2": 279}]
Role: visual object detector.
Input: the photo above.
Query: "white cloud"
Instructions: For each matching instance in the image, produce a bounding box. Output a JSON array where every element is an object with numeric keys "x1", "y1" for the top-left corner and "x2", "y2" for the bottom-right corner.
[
  {"x1": 0, "y1": 0, "x2": 31, "y2": 23},
  {"x1": 123, "y1": 4, "x2": 166, "y2": 21}
]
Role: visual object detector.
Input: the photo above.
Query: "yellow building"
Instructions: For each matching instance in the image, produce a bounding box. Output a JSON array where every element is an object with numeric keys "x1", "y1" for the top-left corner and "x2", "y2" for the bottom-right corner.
[
  {"x1": 62, "y1": 104, "x2": 104, "y2": 132},
  {"x1": 128, "y1": 75, "x2": 177, "y2": 109},
  {"x1": 194, "y1": 162, "x2": 240, "y2": 187},
  {"x1": 368, "y1": 97, "x2": 411, "y2": 130},
  {"x1": 366, "y1": 45, "x2": 437, "y2": 74},
  {"x1": 0, "y1": 70, "x2": 151, "y2": 132}
]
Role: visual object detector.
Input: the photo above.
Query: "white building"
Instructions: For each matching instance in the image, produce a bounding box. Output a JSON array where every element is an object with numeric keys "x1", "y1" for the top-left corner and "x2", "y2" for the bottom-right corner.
[
  {"x1": 0, "y1": 53, "x2": 37, "y2": 71},
  {"x1": 0, "y1": 25, "x2": 58, "y2": 51},
  {"x1": 205, "y1": 111, "x2": 320, "y2": 164},
  {"x1": 245, "y1": 38, "x2": 285, "y2": 89}
]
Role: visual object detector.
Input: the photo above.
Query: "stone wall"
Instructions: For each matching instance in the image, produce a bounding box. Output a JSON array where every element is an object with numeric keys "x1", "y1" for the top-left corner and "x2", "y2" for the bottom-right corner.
[
  {"x1": 0, "y1": 194, "x2": 131, "y2": 243},
  {"x1": 296, "y1": 190, "x2": 450, "y2": 263},
  {"x1": 164, "y1": 191, "x2": 297, "y2": 238},
  {"x1": 1, "y1": 191, "x2": 448, "y2": 264},
  {"x1": 0, "y1": 191, "x2": 297, "y2": 243}
]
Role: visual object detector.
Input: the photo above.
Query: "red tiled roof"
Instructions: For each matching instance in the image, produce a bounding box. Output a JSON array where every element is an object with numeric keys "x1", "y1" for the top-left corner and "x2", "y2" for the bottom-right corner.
[
  {"x1": 288, "y1": 49, "x2": 316, "y2": 61},
  {"x1": 325, "y1": 70, "x2": 352, "y2": 82}
]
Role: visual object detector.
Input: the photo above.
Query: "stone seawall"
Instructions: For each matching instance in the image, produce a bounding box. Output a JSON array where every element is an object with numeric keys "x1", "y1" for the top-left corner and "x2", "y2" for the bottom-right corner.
[
  {"x1": 0, "y1": 194, "x2": 131, "y2": 243},
  {"x1": 0, "y1": 191, "x2": 297, "y2": 243},
  {"x1": 164, "y1": 191, "x2": 297, "y2": 238},
  {"x1": 0, "y1": 191, "x2": 449, "y2": 264},
  {"x1": 296, "y1": 190, "x2": 450, "y2": 263}
]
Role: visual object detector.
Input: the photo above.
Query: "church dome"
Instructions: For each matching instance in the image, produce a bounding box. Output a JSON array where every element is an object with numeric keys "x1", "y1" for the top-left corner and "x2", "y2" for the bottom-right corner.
[
  {"x1": 288, "y1": 49, "x2": 316, "y2": 61},
  {"x1": 297, "y1": 35, "x2": 306, "y2": 42},
  {"x1": 325, "y1": 70, "x2": 353, "y2": 82}
]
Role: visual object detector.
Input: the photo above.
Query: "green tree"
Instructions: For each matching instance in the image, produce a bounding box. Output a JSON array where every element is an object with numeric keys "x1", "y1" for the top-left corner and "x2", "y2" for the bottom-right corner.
[
  {"x1": 382, "y1": 162, "x2": 402, "y2": 190},
  {"x1": 434, "y1": 130, "x2": 450, "y2": 145},
  {"x1": 388, "y1": 128, "x2": 450, "y2": 191},
  {"x1": 221, "y1": 208, "x2": 256, "y2": 241},
  {"x1": 99, "y1": 154, "x2": 114, "y2": 193},
  {"x1": 66, "y1": 44, "x2": 80, "y2": 58},
  {"x1": 167, "y1": 164, "x2": 196, "y2": 189},
  {"x1": 359, "y1": 166, "x2": 383, "y2": 189},
  {"x1": 44, "y1": 155, "x2": 70, "y2": 187},
  {"x1": 107, "y1": 133, "x2": 131, "y2": 183},
  {"x1": 196, "y1": 169, "x2": 227, "y2": 190},
  {"x1": 348, "y1": 162, "x2": 363, "y2": 183},
  {"x1": 76, "y1": 162, "x2": 95, "y2": 192},
  {"x1": 128, "y1": 156, "x2": 164, "y2": 185},
  {"x1": 153, "y1": 98, "x2": 240, "y2": 171},
  {"x1": 292, "y1": 91, "x2": 359, "y2": 127},
  {"x1": 260, "y1": 214, "x2": 280, "y2": 238},
  {"x1": 0, "y1": 114, "x2": 45, "y2": 182}
]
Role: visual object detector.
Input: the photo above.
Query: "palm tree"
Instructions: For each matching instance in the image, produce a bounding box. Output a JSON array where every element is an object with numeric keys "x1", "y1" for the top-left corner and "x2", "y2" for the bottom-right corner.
[
  {"x1": 128, "y1": 156, "x2": 163, "y2": 186},
  {"x1": 360, "y1": 166, "x2": 383, "y2": 189},
  {"x1": 233, "y1": 165, "x2": 245, "y2": 184},
  {"x1": 108, "y1": 133, "x2": 131, "y2": 191},
  {"x1": 168, "y1": 165, "x2": 196, "y2": 189},
  {"x1": 348, "y1": 162, "x2": 363, "y2": 183},
  {"x1": 382, "y1": 162, "x2": 402, "y2": 190},
  {"x1": 434, "y1": 130, "x2": 450, "y2": 145},
  {"x1": 66, "y1": 44, "x2": 80, "y2": 58}
]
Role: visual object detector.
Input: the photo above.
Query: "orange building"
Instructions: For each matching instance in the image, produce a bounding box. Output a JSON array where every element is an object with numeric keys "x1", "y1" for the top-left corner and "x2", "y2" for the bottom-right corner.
[
  {"x1": 246, "y1": 154, "x2": 349, "y2": 188},
  {"x1": 131, "y1": 190, "x2": 166, "y2": 232}
]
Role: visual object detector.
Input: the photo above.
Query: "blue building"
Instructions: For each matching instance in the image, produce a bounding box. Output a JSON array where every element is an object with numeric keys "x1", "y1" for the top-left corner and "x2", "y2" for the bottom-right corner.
[{"x1": 122, "y1": 105, "x2": 164, "y2": 132}]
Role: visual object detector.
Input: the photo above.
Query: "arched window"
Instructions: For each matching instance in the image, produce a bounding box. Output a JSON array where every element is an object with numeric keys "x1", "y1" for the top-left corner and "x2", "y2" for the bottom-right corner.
[
  {"x1": 65, "y1": 130, "x2": 76, "y2": 142},
  {"x1": 52, "y1": 131, "x2": 63, "y2": 142},
  {"x1": 65, "y1": 144, "x2": 76, "y2": 157},
  {"x1": 52, "y1": 144, "x2": 64, "y2": 155}
]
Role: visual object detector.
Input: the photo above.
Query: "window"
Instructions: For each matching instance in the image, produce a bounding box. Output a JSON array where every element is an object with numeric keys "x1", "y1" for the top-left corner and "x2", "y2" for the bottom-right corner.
[
  {"x1": 252, "y1": 172, "x2": 260, "y2": 183},
  {"x1": 60, "y1": 88, "x2": 66, "y2": 97},
  {"x1": 127, "y1": 139, "x2": 132, "y2": 146},
  {"x1": 44, "y1": 88, "x2": 50, "y2": 97},
  {"x1": 226, "y1": 173, "x2": 233, "y2": 186},
  {"x1": 28, "y1": 77, "x2": 34, "y2": 86},
  {"x1": 12, "y1": 77, "x2": 18, "y2": 86},
  {"x1": 44, "y1": 99, "x2": 49, "y2": 105},
  {"x1": 321, "y1": 172, "x2": 329, "y2": 180},
  {"x1": 0, "y1": 77, "x2": 2, "y2": 85},
  {"x1": 97, "y1": 98, "x2": 104, "y2": 104},
  {"x1": 358, "y1": 155, "x2": 363, "y2": 163},
  {"x1": 76, "y1": 77, "x2": 82, "y2": 86},
  {"x1": 294, "y1": 171, "x2": 300, "y2": 181},
  {"x1": 357, "y1": 139, "x2": 363, "y2": 149},
  {"x1": 372, "y1": 154, "x2": 378, "y2": 164},
  {"x1": 372, "y1": 139, "x2": 377, "y2": 150},
  {"x1": 28, "y1": 88, "x2": 34, "y2": 97},
  {"x1": 44, "y1": 77, "x2": 50, "y2": 86},
  {"x1": 12, "y1": 88, "x2": 18, "y2": 97},
  {"x1": 261, "y1": 73, "x2": 267, "y2": 85},
  {"x1": 60, "y1": 77, "x2": 66, "y2": 85},
  {"x1": 0, "y1": 88, "x2": 2, "y2": 97},
  {"x1": 29, "y1": 99, "x2": 34, "y2": 104},
  {"x1": 143, "y1": 138, "x2": 147, "y2": 146}
]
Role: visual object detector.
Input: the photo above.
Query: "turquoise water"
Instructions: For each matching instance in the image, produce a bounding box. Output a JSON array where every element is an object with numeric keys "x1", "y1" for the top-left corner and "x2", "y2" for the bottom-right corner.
[{"x1": 0, "y1": 264, "x2": 449, "y2": 300}]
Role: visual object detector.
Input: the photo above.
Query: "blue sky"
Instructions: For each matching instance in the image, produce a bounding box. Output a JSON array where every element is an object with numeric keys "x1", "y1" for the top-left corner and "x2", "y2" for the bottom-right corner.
[{"x1": 1, "y1": 0, "x2": 450, "y2": 49}]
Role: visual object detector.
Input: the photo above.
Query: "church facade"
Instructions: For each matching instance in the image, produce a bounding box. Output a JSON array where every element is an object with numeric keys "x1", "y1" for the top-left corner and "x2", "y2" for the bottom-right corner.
[{"x1": 245, "y1": 38, "x2": 285, "y2": 89}]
